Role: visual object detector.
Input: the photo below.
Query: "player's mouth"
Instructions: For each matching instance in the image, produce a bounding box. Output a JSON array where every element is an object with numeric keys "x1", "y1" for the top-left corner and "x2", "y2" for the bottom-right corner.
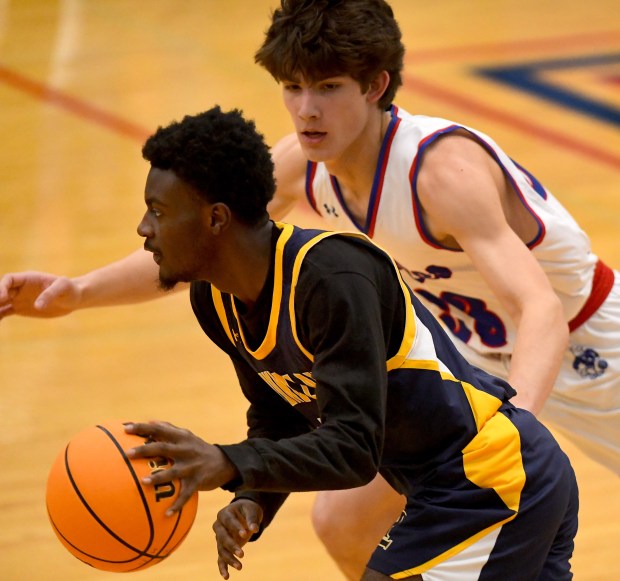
[
  {"x1": 300, "y1": 130, "x2": 326, "y2": 146},
  {"x1": 144, "y1": 244, "x2": 161, "y2": 264}
]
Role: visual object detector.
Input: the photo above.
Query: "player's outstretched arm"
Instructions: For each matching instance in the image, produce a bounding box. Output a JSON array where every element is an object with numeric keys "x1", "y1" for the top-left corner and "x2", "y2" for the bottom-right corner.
[
  {"x1": 417, "y1": 134, "x2": 568, "y2": 414},
  {"x1": 0, "y1": 248, "x2": 186, "y2": 321},
  {"x1": 0, "y1": 271, "x2": 81, "y2": 319}
]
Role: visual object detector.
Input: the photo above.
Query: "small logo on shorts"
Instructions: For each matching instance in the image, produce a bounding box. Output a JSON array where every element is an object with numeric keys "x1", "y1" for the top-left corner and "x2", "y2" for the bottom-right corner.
[
  {"x1": 378, "y1": 509, "x2": 407, "y2": 551},
  {"x1": 570, "y1": 345, "x2": 608, "y2": 379}
]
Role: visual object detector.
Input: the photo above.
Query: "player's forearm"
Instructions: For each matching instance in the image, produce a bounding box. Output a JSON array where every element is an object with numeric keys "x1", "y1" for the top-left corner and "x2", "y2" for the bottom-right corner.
[
  {"x1": 507, "y1": 299, "x2": 568, "y2": 415},
  {"x1": 75, "y1": 248, "x2": 187, "y2": 309}
]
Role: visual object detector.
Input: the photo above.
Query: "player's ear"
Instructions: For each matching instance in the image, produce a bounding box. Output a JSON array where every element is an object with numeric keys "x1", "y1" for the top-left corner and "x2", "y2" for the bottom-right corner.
[
  {"x1": 366, "y1": 70, "x2": 390, "y2": 105},
  {"x1": 207, "y1": 202, "x2": 232, "y2": 235}
]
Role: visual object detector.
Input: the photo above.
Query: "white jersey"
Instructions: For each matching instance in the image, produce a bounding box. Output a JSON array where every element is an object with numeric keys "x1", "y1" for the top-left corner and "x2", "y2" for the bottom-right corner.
[
  {"x1": 306, "y1": 106, "x2": 597, "y2": 355},
  {"x1": 305, "y1": 106, "x2": 619, "y2": 472}
]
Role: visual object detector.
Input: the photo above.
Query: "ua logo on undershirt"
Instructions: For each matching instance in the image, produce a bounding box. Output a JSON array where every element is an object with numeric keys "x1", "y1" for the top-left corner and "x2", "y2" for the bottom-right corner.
[{"x1": 323, "y1": 203, "x2": 339, "y2": 217}]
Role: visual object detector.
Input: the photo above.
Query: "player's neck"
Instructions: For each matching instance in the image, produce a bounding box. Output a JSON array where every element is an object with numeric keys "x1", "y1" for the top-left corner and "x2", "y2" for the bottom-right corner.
[
  {"x1": 216, "y1": 220, "x2": 275, "y2": 307},
  {"x1": 324, "y1": 109, "x2": 390, "y2": 205}
]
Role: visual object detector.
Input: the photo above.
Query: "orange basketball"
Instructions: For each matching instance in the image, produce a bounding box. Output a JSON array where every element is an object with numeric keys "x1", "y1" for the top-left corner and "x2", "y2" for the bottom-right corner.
[{"x1": 46, "y1": 421, "x2": 199, "y2": 572}]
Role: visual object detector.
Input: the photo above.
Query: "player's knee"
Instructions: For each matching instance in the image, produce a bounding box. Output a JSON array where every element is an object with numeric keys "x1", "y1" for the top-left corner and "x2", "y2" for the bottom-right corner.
[
  {"x1": 311, "y1": 492, "x2": 336, "y2": 541},
  {"x1": 311, "y1": 492, "x2": 355, "y2": 546}
]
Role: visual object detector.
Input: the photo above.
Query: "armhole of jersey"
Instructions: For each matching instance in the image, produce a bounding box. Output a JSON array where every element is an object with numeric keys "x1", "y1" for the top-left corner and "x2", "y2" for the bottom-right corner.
[
  {"x1": 466, "y1": 138, "x2": 546, "y2": 249},
  {"x1": 287, "y1": 231, "x2": 344, "y2": 361},
  {"x1": 288, "y1": 230, "x2": 377, "y2": 360},
  {"x1": 409, "y1": 125, "x2": 463, "y2": 251},
  {"x1": 410, "y1": 125, "x2": 546, "y2": 250},
  {"x1": 507, "y1": 159, "x2": 547, "y2": 249},
  {"x1": 287, "y1": 230, "x2": 415, "y2": 366},
  {"x1": 210, "y1": 286, "x2": 236, "y2": 346},
  {"x1": 386, "y1": 257, "x2": 417, "y2": 372}
]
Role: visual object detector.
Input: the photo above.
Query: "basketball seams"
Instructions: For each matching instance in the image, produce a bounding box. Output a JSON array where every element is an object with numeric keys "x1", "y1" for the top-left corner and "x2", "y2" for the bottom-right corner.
[
  {"x1": 96, "y1": 424, "x2": 157, "y2": 550},
  {"x1": 144, "y1": 505, "x2": 194, "y2": 563},
  {"x1": 63, "y1": 441, "x2": 157, "y2": 561},
  {"x1": 46, "y1": 422, "x2": 197, "y2": 571},
  {"x1": 96, "y1": 424, "x2": 196, "y2": 569},
  {"x1": 47, "y1": 503, "x2": 164, "y2": 567}
]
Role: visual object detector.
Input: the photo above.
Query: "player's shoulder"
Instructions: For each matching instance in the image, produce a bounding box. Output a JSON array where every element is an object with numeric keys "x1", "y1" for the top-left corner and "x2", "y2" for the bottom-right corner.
[
  {"x1": 270, "y1": 132, "x2": 307, "y2": 205},
  {"x1": 390, "y1": 108, "x2": 479, "y2": 164},
  {"x1": 301, "y1": 233, "x2": 393, "y2": 282},
  {"x1": 393, "y1": 106, "x2": 499, "y2": 168},
  {"x1": 272, "y1": 133, "x2": 306, "y2": 175},
  {"x1": 392, "y1": 106, "x2": 460, "y2": 133}
]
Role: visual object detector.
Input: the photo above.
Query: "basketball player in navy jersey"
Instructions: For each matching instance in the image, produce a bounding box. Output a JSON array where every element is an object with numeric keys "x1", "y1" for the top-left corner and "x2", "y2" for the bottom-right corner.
[
  {"x1": 0, "y1": 2, "x2": 616, "y2": 579},
  {"x1": 122, "y1": 107, "x2": 578, "y2": 580}
]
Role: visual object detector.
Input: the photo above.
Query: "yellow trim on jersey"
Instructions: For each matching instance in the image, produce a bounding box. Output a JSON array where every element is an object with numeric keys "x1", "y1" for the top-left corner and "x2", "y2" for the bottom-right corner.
[
  {"x1": 378, "y1": 242, "x2": 416, "y2": 372},
  {"x1": 286, "y1": 228, "x2": 418, "y2": 367},
  {"x1": 460, "y1": 380, "x2": 503, "y2": 431},
  {"x1": 288, "y1": 230, "x2": 346, "y2": 360},
  {"x1": 395, "y1": 363, "x2": 526, "y2": 514},
  {"x1": 397, "y1": 359, "x2": 460, "y2": 383},
  {"x1": 461, "y1": 398, "x2": 525, "y2": 513},
  {"x1": 228, "y1": 222, "x2": 294, "y2": 360},
  {"x1": 211, "y1": 286, "x2": 235, "y2": 345}
]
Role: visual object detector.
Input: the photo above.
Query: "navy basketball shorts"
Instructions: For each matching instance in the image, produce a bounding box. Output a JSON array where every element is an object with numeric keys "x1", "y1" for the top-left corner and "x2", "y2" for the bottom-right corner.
[{"x1": 367, "y1": 408, "x2": 579, "y2": 580}]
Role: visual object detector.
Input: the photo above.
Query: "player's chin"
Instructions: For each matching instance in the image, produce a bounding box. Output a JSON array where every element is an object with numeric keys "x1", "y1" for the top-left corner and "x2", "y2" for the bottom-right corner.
[
  {"x1": 298, "y1": 141, "x2": 330, "y2": 162},
  {"x1": 158, "y1": 272, "x2": 182, "y2": 292},
  {"x1": 158, "y1": 267, "x2": 194, "y2": 292}
]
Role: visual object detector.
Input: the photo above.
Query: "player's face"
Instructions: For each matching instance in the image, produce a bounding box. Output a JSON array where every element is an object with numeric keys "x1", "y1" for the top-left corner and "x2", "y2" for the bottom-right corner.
[
  {"x1": 137, "y1": 168, "x2": 213, "y2": 290},
  {"x1": 281, "y1": 75, "x2": 379, "y2": 165}
]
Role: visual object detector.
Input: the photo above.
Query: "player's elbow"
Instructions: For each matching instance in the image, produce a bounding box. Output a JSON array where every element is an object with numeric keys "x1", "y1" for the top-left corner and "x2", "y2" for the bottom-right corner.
[{"x1": 347, "y1": 444, "x2": 382, "y2": 487}]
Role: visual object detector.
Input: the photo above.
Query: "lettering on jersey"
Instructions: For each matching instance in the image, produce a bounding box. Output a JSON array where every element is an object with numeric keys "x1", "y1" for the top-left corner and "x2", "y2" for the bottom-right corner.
[
  {"x1": 570, "y1": 345, "x2": 608, "y2": 379},
  {"x1": 378, "y1": 509, "x2": 407, "y2": 551},
  {"x1": 415, "y1": 289, "x2": 507, "y2": 348},
  {"x1": 322, "y1": 203, "x2": 339, "y2": 217},
  {"x1": 258, "y1": 371, "x2": 317, "y2": 406},
  {"x1": 396, "y1": 262, "x2": 508, "y2": 346},
  {"x1": 397, "y1": 262, "x2": 452, "y2": 285}
]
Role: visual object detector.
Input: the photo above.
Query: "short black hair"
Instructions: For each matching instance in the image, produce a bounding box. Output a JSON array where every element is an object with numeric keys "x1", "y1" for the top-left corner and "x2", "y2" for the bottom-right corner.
[{"x1": 142, "y1": 106, "x2": 275, "y2": 225}]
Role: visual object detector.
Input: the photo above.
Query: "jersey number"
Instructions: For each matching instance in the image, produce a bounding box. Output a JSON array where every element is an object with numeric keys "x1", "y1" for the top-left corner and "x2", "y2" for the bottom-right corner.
[{"x1": 415, "y1": 289, "x2": 507, "y2": 347}]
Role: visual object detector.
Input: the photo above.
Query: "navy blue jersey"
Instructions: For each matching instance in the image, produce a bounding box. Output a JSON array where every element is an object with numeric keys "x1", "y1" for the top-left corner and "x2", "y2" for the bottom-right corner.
[{"x1": 190, "y1": 223, "x2": 574, "y2": 574}]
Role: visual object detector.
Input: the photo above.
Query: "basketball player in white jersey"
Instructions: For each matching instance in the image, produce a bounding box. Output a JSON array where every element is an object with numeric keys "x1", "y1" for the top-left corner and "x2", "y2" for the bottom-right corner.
[{"x1": 1, "y1": 1, "x2": 617, "y2": 579}]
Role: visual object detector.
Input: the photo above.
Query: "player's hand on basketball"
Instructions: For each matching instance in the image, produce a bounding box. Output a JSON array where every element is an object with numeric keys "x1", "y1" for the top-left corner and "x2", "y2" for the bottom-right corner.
[
  {"x1": 213, "y1": 499, "x2": 263, "y2": 579},
  {"x1": 125, "y1": 421, "x2": 240, "y2": 514},
  {"x1": 0, "y1": 271, "x2": 80, "y2": 320}
]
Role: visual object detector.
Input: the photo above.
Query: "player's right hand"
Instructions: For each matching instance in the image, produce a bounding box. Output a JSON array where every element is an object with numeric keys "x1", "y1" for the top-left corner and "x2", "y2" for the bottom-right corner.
[
  {"x1": 0, "y1": 272, "x2": 80, "y2": 320},
  {"x1": 213, "y1": 499, "x2": 263, "y2": 579}
]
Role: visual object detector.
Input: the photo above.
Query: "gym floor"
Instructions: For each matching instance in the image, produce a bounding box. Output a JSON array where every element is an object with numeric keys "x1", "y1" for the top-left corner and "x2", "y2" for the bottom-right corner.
[{"x1": 1, "y1": 1, "x2": 618, "y2": 579}]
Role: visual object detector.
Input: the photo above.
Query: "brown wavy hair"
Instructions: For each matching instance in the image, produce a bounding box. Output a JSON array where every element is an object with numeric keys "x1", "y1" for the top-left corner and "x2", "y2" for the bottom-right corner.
[{"x1": 255, "y1": 0, "x2": 405, "y2": 110}]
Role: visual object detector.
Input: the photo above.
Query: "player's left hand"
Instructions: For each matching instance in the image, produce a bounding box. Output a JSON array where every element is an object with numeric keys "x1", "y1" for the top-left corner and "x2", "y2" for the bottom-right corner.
[
  {"x1": 125, "y1": 421, "x2": 239, "y2": 514},
  {"x1": 213, "y1": 499, "x2": 263, "y2": 579}
]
